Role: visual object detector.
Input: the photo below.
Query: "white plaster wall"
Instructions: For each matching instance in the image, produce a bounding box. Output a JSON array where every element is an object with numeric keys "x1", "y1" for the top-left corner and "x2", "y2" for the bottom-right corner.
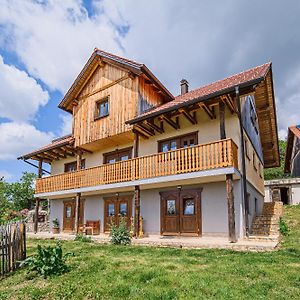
[
  {"x1": 49, "y1": 199, "x2": 64, "y2": 231},
  {"x1": 291, "y1": 184, "x2": 300, "y2": 205},
  {"x1": 247, "y1": 182, "x2": 264, "y2": 230},
  {"x1": 140, "y1": 180, "x2": 243, "y2": 238},
  {"x1": 83, "y1": 195, "x2": 103, "y2": 231},
  {"x1": 264, "y1": 187, "x2": 271, "y2": 202}
]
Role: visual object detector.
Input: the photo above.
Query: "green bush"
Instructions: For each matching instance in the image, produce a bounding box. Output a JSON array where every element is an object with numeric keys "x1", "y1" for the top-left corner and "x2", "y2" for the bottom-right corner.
[
  {"x1": 279, "y1": 217, "x2": 289, "y2": 236},
  {"x1": 20, "y1": 243, "x2": 72, "y2": 278},
  {"x1": 110, "y1": 217, "x2": 131, "y2": 245},
  {"x1": 74, "y1": 233, "x2": 92, "y2": 243}
]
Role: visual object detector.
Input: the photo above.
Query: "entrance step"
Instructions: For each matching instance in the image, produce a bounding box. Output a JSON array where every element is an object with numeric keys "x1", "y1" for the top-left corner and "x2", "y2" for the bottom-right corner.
[{"x1": 248, "y1": 235, "x2": 279, "y2": 242}]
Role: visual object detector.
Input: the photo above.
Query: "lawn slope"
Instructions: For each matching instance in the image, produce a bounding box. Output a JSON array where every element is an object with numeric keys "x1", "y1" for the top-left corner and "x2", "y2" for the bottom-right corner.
[{"x1": 0, "y1": 205, "x2": 299, "y2": 300}]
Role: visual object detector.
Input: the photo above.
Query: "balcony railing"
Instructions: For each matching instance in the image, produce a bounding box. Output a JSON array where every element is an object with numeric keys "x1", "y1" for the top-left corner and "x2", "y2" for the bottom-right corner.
[{"x1": 35, "y1": 138, "x2": 238, "y2": 194}]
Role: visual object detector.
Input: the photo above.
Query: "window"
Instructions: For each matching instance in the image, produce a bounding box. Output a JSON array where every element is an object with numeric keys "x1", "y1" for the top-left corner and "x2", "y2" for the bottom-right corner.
[
  {"x1": 253, "y1": 152, "x2": 257, "y2": 171},
  {"x1": 183, "y1": 198, "x2": 195, "y2": 215},
  {"x1": 103, "y1": 147, "x2": 132, "y2": 164},
  {"x1": 95, "y1": 97, "x2": 109, "y2": 119},
  {"x1": 249, "y1": 97, "x2": 259, "y2": 134},
  {"x1": 167, "y1": 200, "x2": 176, "y2": 215},
  {"x1": 158, "y1": 132, "x2": 198, "y2": 152},
  {"x1": 64, "y1": 159, "x2": 85, "y2": 173},
  {"x1": 245, "y1": 139, "x2": 250, "y2": 160}
]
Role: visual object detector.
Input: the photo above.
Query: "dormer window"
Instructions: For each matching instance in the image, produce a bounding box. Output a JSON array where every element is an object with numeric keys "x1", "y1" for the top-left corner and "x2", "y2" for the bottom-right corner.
[{"x1": 95, "y1": 97, "x2": 109, "y2": 119}]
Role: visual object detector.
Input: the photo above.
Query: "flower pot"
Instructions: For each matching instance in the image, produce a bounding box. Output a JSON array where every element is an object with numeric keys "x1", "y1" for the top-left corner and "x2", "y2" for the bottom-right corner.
[{"x1": 52, "y1": 227, "x2": 60, "y2": 234}]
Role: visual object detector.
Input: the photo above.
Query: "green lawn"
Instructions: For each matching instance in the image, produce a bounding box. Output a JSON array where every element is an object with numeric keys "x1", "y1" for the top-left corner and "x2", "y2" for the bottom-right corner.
[{"x1": 1, "y1": 206, "x2": 300, "y2": 300}]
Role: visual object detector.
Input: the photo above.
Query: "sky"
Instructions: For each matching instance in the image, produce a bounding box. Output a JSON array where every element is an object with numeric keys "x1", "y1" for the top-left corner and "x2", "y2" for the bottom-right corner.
[{"x1": 0, "y1": 0, "x2": 299, "y2": 182}]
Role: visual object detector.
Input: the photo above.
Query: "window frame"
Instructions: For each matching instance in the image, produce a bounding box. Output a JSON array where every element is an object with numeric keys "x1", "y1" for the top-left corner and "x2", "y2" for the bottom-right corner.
[
  {"x1": 95, "y1": 96, "x2": 109, "y2": 120},
  {"x1": 157, "y1": 131, "x2": 198, "y2": 153},
  {"x1": 64, "y1": 159, "x2": 86, "y2": 173},
  {"x1": 103, "y1": 147, "x2": 133, "y2": 164}
]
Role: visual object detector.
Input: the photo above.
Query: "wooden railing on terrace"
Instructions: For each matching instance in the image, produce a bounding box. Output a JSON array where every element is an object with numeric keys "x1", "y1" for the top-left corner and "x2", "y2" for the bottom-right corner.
[{"x1": 35, "y1": 139, "x2": 238, "y2": 194}]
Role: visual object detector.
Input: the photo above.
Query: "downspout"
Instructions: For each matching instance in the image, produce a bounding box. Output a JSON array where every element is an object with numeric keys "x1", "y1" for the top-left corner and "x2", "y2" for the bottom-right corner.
[{"x1": 235, "y1": 86, "x2": 250, "y2": 237}]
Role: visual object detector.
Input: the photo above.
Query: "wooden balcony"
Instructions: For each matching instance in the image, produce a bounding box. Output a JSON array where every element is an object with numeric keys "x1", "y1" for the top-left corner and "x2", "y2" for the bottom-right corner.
[{"x1": 35, "y1": 139, "x2": 238, "y2": 194}]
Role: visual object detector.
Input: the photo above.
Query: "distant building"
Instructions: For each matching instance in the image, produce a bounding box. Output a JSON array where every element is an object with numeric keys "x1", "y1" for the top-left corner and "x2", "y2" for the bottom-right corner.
[
  {"x1": 265, "y1": 178, "x2": 300, "y2": 205},
  {"x1": 285, "y1": 125, "x2": 300, "y2": 177}
]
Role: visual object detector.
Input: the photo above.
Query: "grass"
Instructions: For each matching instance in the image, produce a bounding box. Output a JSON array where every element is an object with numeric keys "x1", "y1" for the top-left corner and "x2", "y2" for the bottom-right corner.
[{"x1": 1, "y1": 206, "x2": 300, "y2": 299}]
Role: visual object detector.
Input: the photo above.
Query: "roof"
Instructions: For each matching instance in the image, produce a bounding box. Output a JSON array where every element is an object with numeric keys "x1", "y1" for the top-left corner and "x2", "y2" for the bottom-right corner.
[
  {"x1": 59, "y1": 48, "x2": 174, "y2": 113},
  {"x1": 128, "y1": 62, "x2": 271, "y2": 123},
  {"x1": 284, "y1": 125, "x2": 300, "y2": 173},
  {"x1": 18, "y1": 134, "x2": 75, "y2": 161}
]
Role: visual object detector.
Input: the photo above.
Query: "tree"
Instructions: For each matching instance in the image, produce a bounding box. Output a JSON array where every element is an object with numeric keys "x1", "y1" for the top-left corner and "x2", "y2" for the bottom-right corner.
[
  {"x1": 264, "y1": 140, "x2": 290, "y2": 180},
  {"x1": 6, "y1": 172, "x2": 37, "y2": 211},
  {"x1": 0, "y1": 177, "x2": 11, "y2": 222}
]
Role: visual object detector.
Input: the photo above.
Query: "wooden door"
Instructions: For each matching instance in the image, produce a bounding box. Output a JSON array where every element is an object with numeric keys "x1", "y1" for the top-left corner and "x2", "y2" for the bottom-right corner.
[
  {"x1": 104, "y1": 196, "x2": 132, "y2": 232},
  {"x1": 180, "y1": 190, "x2": 201, "y2": 236},
  {"x1": 160, "y1": 191, "x2": 180, "y2": 235},
  {"x1": 63, "y1": 201, "x2": 75, "y2": 232},
  {"x1": 118, "y1": 196, "x2": 132, "y2": 228},
  {"x1": 104, "y1": 199, "x2": 116, "y2": 232},
  {"x1": 160, "y1": 189, "x2": 202, "y2": 236}
]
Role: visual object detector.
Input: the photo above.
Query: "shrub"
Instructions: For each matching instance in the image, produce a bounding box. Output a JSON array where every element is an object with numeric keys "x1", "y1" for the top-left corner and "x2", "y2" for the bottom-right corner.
[
  {"x1": 110, "y1": 217, "x2": 131, "y2": 245},
  {"x1": 52, "y1": 218, "x2": 59, "y2": 228},
  {"x1": 20, "y1": 243, "x2": 72, "y2": 278},
  {"x1": 279, "y1": 217, "x2": 289, "y2": 236},
  {"x1": 74, "y1": 233, "x2": 92, "y2": 243}
]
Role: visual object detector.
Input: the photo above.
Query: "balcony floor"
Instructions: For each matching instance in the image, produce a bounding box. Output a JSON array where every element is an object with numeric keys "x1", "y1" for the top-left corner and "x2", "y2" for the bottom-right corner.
[{"x1": 27, "y1": 231, "x2": 278, "y2": 252}]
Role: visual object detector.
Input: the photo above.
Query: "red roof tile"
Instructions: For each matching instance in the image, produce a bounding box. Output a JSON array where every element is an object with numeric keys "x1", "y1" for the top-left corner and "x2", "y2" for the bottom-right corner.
[
  {"x1": 129, "y1": 62, "x2": 271, "y2": 122},
  {"x1": 18, "y1": 135, "x2": 74, "y2": 160}
]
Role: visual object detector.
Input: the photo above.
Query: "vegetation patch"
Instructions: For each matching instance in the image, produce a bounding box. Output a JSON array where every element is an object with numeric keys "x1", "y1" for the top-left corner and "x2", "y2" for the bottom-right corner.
[{"x1": 0, "y1": 206, "x2": 300, "y2": 299}]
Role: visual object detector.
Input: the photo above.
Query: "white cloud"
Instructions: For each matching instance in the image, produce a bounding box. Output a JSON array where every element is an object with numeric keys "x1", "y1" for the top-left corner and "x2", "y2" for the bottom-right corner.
[
  {"x1": 59, "y1": 114, "x2": 72, "y2": 136},
  {"x1": 0, "y1": 0, "x2": 123, "y2": 93},
  {"x1": 0, "y1": 55, "x2": 49, "y2": 122},
  {"x1": 0, "y1": 122, "x2": 54, "y2": 160}
]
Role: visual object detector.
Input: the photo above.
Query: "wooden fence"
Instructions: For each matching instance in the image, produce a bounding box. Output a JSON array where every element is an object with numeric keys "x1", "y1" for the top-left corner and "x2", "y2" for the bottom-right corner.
[
  {"x1": 0, "y1": 221, "x2": 26, "y2": 276},
  {"x1": 36, "y1": 138, "x2": 238, "y2": 194}
]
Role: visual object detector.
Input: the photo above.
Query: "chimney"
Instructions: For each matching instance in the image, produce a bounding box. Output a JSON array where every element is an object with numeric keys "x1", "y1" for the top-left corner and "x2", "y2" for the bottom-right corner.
[{"x1": 180, "y1": 79, "x2": 189, "y2": 95}]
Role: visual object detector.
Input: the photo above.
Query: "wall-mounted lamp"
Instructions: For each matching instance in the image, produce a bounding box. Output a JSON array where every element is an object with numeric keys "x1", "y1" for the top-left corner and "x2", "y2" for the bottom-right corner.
[{"x1": 177, "y1": 185, "x2": 182, "y2": 191}]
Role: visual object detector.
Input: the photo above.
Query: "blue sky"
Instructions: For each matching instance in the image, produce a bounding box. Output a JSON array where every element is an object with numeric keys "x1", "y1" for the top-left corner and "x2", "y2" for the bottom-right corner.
[{"x1": 0, "y1": 0, "x2": 300, "y2": 182}]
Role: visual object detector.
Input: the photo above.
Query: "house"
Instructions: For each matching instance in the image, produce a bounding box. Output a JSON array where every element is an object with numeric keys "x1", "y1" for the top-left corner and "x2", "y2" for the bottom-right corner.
[
  {"x1": 264, "y1": 125, "x2": 300, "y2": 205},
  {"x1": 285, "y1": 125, "x2": 300, "y2": 177},
  {"x1": 265, "y1": 178, "x2": 300, "y2": 205},
  {"x1": 18, "y1": 48, "x2": 279, "y2": 242}
]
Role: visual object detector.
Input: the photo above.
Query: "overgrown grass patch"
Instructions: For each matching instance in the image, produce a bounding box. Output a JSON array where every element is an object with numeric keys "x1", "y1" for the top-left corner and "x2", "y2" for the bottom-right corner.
[{"x1": 1, "y1": 206, "x2": 300, "y2": 299}]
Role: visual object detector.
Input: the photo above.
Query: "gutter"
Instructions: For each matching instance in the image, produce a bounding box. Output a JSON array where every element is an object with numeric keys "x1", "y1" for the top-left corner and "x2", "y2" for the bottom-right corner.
[{"x1": 126, "y1": 76, "x2": 265, "y2": 125}]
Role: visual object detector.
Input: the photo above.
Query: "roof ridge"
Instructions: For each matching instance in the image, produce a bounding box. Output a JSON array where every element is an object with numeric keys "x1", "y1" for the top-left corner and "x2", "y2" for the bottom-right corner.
[{"x1": 175, "y1": 62, "x2": 271, "y2": 99}]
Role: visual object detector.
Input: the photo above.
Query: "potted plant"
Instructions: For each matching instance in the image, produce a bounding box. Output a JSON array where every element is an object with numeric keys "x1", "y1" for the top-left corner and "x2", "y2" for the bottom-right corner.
[{"x1": 52, "y1": 218, "x2": 60, "y2": 234}]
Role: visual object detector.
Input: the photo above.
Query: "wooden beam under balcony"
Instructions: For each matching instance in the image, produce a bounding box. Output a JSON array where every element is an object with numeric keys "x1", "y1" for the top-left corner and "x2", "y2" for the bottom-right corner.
[
  {"x1": 135, "y1": 124, "x2": 155, "y2": 137},
  {"x1": 220, "y1": 94, "x2": 236, "y2": 114}
]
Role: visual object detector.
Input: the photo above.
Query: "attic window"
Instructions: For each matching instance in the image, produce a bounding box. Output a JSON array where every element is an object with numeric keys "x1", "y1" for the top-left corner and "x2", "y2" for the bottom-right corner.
[{"x1": 95, "y1": 97, "x2": 109, "y2": 119}]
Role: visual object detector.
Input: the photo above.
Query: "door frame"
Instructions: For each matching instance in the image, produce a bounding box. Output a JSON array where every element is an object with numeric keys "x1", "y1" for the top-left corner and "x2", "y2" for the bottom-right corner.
[
  {"x1": 63, "y1": 199, "x2": 85, "y2": 233},
  {"x1": 103, "y1": 195, "x2": 133, "y2": 233},
  {"x1": 160, "y1": 188, "x2": 202, "y2": 236}
]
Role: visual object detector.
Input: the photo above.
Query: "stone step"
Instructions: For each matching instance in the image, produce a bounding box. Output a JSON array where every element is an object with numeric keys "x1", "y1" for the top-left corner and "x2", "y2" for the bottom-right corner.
[{"x1": 248, "y1": 235, "x2": 279, "y2": 242}]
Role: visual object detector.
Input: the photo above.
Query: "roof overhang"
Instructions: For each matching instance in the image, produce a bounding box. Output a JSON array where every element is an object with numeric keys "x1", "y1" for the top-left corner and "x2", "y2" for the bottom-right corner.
[
  {"x1": 284, "y1": 126, "x2": 300, "y2": 173},
  {"x1": 17, "y1": 135, "x2": 78, "y2": 164},
  {"x1": 58, "y1": 49, "x2": 174, "y2": 113}
]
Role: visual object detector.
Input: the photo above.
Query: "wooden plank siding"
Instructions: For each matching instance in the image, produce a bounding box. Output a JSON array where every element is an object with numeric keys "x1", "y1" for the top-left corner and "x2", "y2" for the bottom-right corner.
[
  {"x1": 73, "y1": 63, "x2": 139, "y2": 148},
  {"x1": 36, "y1": 139, "x2": 238, "y2": 194}
]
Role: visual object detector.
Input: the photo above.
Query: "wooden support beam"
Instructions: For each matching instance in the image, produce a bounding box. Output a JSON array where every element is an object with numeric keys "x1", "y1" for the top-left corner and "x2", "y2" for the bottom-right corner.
[
  {"x1": 133, "y1": 127, "x2": 149, "y2": 139},
  {"x1": 134, "y1": 186, "x2": 141, "y2": 238},
  {"x1": 199, "y1": 102, "x2": 216, "y2": 119},
  {"x1": 46, "y1": 150, "x2": 65, "y2": 160},
  {"x1": 226, "y1": 174, "x2": 237, "y2": 242},
  {"x1": 38, "y1": 159, "x2": 43, "y2": 179},
  {"x1": 220, "y1": 95, "x2": 236, "y2": 114},
  {"x1": 135, "y1": 124, "x2": 155, "y2": 137},
  {"x1": 179, "y1": 108, "x2": 197, "y2": 125},
  {"x1": 160, "y1": 114, "x2": 180, "y2": 129},
  {"x1": 51, "y1": 148, "x2": 67, "y2": 158},
  {"x1": 74, "y1": 193, "x2": 81, "y2": 234},
  {"x1": 34, "y1": 198, "x2": 40, "y2": 234},
  {"x1": 219, "y1": 101, "x2": 226, "y2": 139},
  {"x1": 76, "y1": 150, "x2": 83, "y2": 171},
  {"x1": 133, "y1": 131, "x2": 139, "y2": 158},
  {"x1": 144, "y1": 120, "x2": 164, "y2": 134}
]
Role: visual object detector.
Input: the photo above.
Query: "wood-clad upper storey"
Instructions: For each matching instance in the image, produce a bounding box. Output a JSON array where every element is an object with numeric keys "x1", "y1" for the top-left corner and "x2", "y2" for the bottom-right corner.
[{"x1": 73, "y1": 63, "x2": 138, "y2": 149}]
